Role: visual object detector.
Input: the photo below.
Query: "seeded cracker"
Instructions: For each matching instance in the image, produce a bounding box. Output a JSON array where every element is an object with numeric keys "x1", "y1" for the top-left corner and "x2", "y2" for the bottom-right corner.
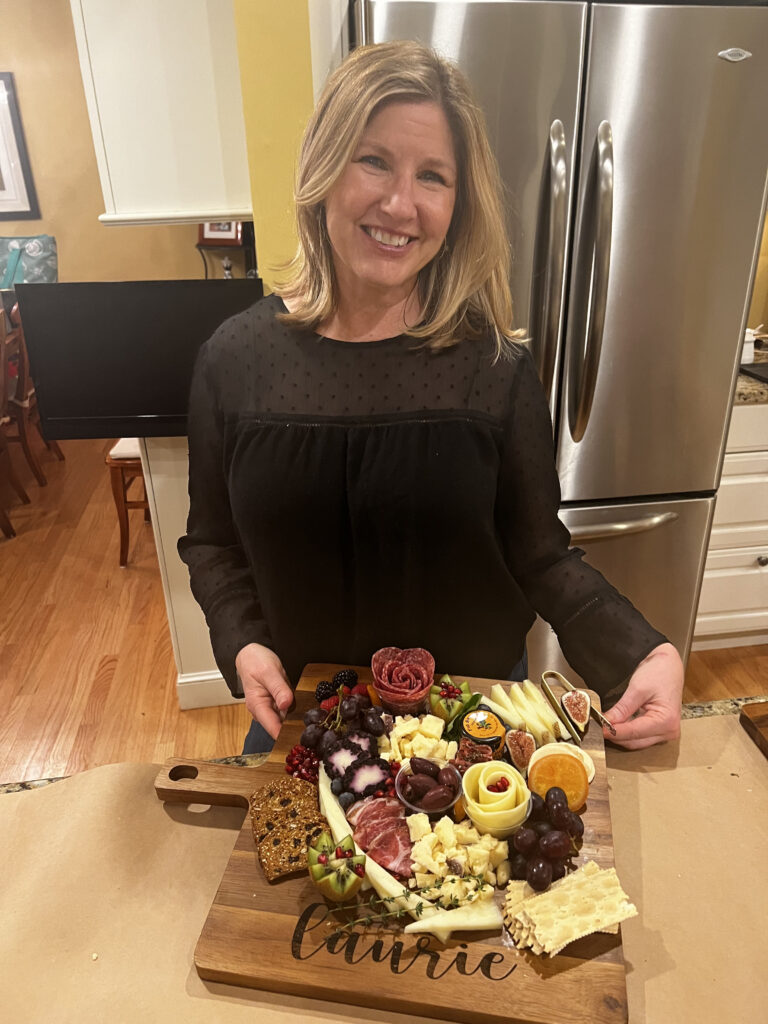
[{"x1": 249, "y1": 777, "x2": 327, "y2": 882}]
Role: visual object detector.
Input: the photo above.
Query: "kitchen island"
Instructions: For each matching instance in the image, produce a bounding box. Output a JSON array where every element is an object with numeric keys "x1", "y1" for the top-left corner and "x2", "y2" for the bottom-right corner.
[{"x1": 1, "y1": 700, "x2": 766, "y2": 1024}]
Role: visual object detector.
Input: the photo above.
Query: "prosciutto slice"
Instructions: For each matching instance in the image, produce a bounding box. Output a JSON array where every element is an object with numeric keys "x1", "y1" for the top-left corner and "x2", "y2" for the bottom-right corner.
[
  {"x1": 346, "y1": 796, "x2": 413, "y2": 877},
  {"x1": 370, "y1": 646, "x2": 435, "y2": 715}
]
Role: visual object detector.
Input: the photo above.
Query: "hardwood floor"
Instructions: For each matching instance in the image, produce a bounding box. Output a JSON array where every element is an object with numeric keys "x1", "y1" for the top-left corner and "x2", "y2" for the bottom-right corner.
[
  {"x1": 0, "y1": 438, "x2": 765, "y2": 785},
  {"x1": 0, "y1": 438, "x2": 250, "y2": 786}
]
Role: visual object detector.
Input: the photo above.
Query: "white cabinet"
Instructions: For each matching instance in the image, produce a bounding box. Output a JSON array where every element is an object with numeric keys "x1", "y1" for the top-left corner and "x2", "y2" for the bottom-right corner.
[
  {"x1": 693, "y1": 403, "x2": 768, "y2": 647},
  {"x1": 70, "y1": 0, "x2": 251, "y2": 225}
]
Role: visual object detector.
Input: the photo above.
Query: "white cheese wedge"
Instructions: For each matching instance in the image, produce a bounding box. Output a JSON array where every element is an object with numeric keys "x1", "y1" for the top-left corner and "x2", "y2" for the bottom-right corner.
[{"x1": 403, "y1": 896, "x2": 503, "y2": 944}]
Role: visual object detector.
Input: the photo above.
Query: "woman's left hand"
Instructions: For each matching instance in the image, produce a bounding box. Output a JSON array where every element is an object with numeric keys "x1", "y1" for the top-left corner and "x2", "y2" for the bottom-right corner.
[{"x1": 602, "y1": 642, "x2": 684, "y2": 749}]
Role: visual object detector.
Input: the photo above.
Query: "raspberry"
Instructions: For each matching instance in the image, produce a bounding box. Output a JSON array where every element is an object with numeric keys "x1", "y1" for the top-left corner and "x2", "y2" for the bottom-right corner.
[
  {"x1": 320, "y1": 696, "x2": 339, "y2": 712},
  {"x1": 351, "y1": 683, "x2": 369, "y2": 698}
]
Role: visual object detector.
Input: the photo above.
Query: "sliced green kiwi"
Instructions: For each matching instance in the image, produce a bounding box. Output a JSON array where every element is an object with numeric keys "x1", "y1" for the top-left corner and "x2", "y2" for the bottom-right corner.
[{"x1": 307, "y1": 832, "x2": 366, "y2": 903}]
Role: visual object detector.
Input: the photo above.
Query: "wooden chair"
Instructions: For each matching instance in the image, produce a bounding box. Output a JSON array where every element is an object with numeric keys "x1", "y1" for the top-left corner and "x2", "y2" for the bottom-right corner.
[
  {"x1": 0, "y1": 309, "x2": 31, "y2": 539},
  {"x1": 105, "y1": 437, "x2": 150, "y2": 566},
  {"x1": 4, "y1": 302, "x2": 65, "y2": 486}
]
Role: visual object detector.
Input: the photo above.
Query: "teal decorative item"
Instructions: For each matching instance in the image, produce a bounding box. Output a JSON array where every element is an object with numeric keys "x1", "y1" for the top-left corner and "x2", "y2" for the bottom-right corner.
[{"x1": 0, "y1": 235, "x2": 58, "y2": 289}]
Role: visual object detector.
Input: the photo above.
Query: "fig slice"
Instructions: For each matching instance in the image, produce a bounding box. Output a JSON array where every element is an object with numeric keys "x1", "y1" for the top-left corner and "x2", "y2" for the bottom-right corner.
[
  {"x1": 505, "y1": 729, "x2": 536, "y2": 774},
  {"x1": 561, "y1": 689, "x2": 591, "y2": 733}
]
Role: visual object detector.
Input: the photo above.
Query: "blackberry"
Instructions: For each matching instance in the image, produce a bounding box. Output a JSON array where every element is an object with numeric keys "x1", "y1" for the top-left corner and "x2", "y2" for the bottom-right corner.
[
  {"x1": 314, "y1": 679, "x2": 337, "y2": 703},
  {"x1": 332, "y1": 669, "x2": 358, "y2": 689}
]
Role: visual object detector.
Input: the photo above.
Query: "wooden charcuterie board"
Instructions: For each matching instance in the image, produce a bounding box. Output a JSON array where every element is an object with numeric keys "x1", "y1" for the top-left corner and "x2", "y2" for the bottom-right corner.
[
  {"x1": 156, "y1": 665, "x2": 629, "y2": 1024},
  {"x1": 740, "y1": 701, "x2": 768, "y2": 759}
]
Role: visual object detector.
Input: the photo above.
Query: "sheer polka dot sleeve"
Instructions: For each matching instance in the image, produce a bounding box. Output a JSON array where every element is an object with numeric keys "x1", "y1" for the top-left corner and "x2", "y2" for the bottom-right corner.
[
  {"x1": 177, "y1": 338, "x2": 273, "y2": 696},
  {"x1": 497, "y1": 346, "x2": 668, "y2": 698}
]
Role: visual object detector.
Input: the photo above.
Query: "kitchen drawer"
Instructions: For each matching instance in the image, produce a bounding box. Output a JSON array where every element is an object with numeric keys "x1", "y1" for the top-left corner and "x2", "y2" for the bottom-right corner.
[
  {"x1": 709, "y1": 451, "x2": 768, "y2": 550},
  {"x1": 695, "y1": 546, "x2": 768, "y2": 635}
]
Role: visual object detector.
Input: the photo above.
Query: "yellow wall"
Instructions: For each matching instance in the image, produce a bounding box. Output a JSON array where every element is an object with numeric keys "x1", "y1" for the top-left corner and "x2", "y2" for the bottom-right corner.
[
  {"x1": 0, "y1": 0, "x2": 204, "y2": 282},
  {"x1": 233, "y1": 0, "x2": 315, "y2": 292}
]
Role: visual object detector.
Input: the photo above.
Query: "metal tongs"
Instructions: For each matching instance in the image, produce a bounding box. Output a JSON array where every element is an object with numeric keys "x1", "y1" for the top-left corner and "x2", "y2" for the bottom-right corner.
[{"x1": 541, "y1": 670, "x2": 616, "y2": 736}]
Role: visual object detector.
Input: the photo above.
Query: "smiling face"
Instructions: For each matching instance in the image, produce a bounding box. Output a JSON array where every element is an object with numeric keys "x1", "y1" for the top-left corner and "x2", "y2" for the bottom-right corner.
[{"x1": 323, "y1": 100, "x2": 458, "y2": 310}]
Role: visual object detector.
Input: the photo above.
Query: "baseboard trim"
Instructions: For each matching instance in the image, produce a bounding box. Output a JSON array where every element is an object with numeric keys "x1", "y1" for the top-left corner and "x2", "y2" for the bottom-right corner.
[
  {"x1": 691, "y1": 632, "x2": 768, "y2": 652},
  {"x1": 176, "y1": 670, "x2": 242, "y2": 710}
]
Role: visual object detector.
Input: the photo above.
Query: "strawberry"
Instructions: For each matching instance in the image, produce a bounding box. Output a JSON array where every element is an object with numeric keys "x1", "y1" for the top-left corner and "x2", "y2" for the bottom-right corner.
[{"x1": 320, "y1": 696, "x2": 339, "y2": 712}]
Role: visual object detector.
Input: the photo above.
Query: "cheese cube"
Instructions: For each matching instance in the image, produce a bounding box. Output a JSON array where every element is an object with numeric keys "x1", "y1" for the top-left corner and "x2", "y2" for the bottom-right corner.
[
  {"x1": 413, "y1": 871, "x2": 439, "y2": 889},
  {"x1": 406, "y1": 813, "x2": 432, "y2": 842},
  {"x1": 445, "y1": 740, "x2": 458, "y2": 760},
  {"x1": 454, "y1": 822, "x2": 480, "y2": 845},
  {"x1": 393, "y1": 716, "x2": 420, "y2": 738},
  {"x1": 488, "y1": 841, "x2": 509, "y2": 870},
  {"x1": 411, "y1": 734, "x2": 438, "y2": 758},
  {"x1": 419, "y1": 715, "x2": 445, "y2": 740},
  {"x1": 479, "y1": 833, "x2": 497, "y2": 851},
  {"x1": 433, "y1": 817, "x2": 456, "y2": 850},
  {"x1": 467, "y1": 846, "x2": 490, "y2": 877}
]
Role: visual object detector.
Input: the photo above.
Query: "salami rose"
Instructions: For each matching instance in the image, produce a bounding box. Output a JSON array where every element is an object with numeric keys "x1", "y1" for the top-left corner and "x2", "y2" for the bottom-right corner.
[{"x1": 370, "y1": 647, "x2": 435, "y2": 715}]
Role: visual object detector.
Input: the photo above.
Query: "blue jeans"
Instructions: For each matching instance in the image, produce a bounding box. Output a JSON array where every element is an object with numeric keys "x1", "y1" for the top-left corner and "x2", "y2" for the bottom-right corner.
[{"x1": 241, "y1": 647, "x2": 529, "y2": 755}]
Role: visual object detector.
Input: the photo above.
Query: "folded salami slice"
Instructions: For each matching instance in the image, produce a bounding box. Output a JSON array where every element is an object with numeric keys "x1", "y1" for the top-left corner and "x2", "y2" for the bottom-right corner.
[{"x1": 370, "y1": 646, "x2": 435, "y2": 715}]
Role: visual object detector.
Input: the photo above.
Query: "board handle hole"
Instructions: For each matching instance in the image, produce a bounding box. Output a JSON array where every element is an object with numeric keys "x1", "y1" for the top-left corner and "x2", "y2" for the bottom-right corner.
[{"x1": 169, "y1": 764, "x2": 199, "y2": 781}]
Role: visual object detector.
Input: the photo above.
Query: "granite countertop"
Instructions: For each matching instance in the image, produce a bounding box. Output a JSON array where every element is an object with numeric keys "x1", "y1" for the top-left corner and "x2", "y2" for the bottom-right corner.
[
  {"x1": 3, "y1": 694, "x2": 766, "y2": 794},
  {"x1": 735, "y1": 340, "x2": 768, "y2": 405}
]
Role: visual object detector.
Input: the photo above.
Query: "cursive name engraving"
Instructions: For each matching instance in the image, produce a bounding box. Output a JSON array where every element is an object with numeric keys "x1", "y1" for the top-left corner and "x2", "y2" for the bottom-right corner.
[{"x1": 291, "y1": 903, "x2": 517, "y2": 981}]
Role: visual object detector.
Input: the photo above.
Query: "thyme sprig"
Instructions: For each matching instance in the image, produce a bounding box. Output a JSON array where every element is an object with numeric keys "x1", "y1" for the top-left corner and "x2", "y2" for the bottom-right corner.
[{"x1": 329, "y1": 872, "x2": 491, "y2": 932}]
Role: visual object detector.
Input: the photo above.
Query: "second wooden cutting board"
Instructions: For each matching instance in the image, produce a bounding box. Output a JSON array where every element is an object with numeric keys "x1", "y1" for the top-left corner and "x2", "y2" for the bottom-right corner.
[{"x1": 157, "y1": 665, "x2": 629, "y2": 1024}]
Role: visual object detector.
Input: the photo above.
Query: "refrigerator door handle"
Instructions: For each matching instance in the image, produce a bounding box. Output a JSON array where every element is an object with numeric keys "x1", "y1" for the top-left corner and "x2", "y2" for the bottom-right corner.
[
  {"x1": 569, "y1": 511, "x2": 678, "y2": 543},
  {"x1": 529, "y1": 120, "x2": 568, "y2": 404},
  {"x1": 568, "y1": 120, "x2": 614, "y2": 442}
]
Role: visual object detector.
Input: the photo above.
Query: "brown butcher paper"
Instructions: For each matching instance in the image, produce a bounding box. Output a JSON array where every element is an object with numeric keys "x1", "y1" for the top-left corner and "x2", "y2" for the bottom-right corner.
[{"x1": 0, "y1": 716, "x2": 766, "y2": 1024}]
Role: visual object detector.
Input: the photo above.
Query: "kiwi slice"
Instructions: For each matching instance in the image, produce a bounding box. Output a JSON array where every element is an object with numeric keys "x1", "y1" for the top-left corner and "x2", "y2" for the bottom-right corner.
[{"x1": 307, "y1": 832, "x2": 366, "y2": 903}]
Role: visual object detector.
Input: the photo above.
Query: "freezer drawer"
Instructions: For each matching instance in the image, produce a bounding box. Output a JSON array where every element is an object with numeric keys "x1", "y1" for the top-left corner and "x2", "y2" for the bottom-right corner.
[{"x1": 527, "y1": 496, "x2": 715, "y2": 688}]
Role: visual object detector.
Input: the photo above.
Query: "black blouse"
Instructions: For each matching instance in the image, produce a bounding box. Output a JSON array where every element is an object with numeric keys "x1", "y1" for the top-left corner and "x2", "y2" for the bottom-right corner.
[{"x1": 178, "y1": 294, "x2": 665, "y2": 699}]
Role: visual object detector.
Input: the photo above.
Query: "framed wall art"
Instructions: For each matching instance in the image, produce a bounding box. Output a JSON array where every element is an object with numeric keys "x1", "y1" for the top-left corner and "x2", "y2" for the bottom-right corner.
[
  {"x1": 198, "y1": 221, "x2": 242, "y2": 247},
  {"x1": 0, "y1": 73, "x2": 40, "y2": 221}
]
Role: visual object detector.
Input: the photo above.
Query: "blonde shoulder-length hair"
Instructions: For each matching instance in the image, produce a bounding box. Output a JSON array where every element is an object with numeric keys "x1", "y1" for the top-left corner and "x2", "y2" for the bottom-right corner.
[{"x1": 275, "y1": 41, "x2": 525, "y2": 357}]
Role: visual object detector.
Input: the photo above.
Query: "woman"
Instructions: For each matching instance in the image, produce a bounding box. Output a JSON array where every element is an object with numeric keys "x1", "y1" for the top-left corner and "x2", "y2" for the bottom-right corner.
[{"x1": 179, "y1": 42, "x2": 683, "y2": 754}]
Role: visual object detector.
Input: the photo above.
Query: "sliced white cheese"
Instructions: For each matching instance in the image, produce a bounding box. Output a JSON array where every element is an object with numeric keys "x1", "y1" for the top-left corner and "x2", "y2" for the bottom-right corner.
[
  {"x1": 317, "y1": 767, "x2": 435, "y2": 919},
  {"x1": 489, "y1": 684, "x2": 525, "y2": 729},
  {"x1": 403, "y1": 896, "x2": 503, "y2": 943},
  {"x1": 476, "y1": 694, "x2": 524, "y2": 731}
]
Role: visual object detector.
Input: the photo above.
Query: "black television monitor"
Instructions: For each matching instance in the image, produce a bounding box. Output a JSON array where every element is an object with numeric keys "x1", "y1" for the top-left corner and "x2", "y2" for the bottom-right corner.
[{"x1": 15, "y1": 279, "x2": 264, "y2": 439}]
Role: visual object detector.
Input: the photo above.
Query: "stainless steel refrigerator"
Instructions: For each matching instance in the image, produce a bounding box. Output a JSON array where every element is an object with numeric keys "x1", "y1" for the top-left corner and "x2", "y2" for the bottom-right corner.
[{"x1": 355, "y1": 0, "x2": 768, "y2": 680}]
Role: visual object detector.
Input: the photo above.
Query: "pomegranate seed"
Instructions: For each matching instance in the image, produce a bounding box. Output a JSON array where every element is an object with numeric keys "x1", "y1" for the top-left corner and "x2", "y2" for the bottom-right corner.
[
  {"x1": 353, "y1": 863, "x2": 365, "y2": 877},
  {"x1": 318, "y1": 853, "x2": 328, "y2": 865}
]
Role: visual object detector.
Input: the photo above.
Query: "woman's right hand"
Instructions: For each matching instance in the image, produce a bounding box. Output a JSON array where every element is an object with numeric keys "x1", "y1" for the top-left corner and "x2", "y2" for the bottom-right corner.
[{"x1": 235, "y1": 643, "x2": 294, "y2": 739}]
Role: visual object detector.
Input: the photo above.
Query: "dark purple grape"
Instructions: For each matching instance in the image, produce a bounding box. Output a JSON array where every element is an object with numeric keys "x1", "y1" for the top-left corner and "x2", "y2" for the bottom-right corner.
[
  {"x1": 550, "y1": 858, "x2": 567, "y2": 881},
  {"x1": 531, "y1": 820, "x2": 553, "y2": 838},
  {"x1": 330, "y1": 777, "x2": 344, "y2": 796},
  {"x1": 355, "y1": 693, "x2": 372, "y2": 710},
  {"x1": 538, "y1": 829, "x2": 571, "y2": 860},
  {"x1": 340, "y1": 697, "x2": 359, "y2": 721},
  {"x1": 511, "y1": 853, "x2": 529, "y2": 881},
  {"x1": 545, "y1": 787, "x2": 568, "y2": 814},
  {"x1": 299, "y1": 724, "x2": 323, "y2": 750},
  {"x1": 526, "y1": 856, "x2": 553, "y2": 892},
  {"x1": 512, "y1": 827, "x2": 538, "y2": 857},
  {"x1": 528, "y1": 792, "x2": 547, "y2": 821},
  {"x1": 303, "y1": 707, "x2": 327, "y2": 726},
  {"x1": 363, "y1": 708, "x2": 385, "y2": 736},
  {"x1": 345, "y1": 716, "x2": 364, "y2": 734},
  {"x1": 563, "y1": 810, "x2": 585, "y2": 839},
  {"x1": 548, "y1": 801, "x2": 571, "y2": 830},
  {"x1": 318, "y1": 730, "x2": 338, "y2": 758},
  {"x1": 338, "y1": 791, "x2": 354, "y2": 811}
]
